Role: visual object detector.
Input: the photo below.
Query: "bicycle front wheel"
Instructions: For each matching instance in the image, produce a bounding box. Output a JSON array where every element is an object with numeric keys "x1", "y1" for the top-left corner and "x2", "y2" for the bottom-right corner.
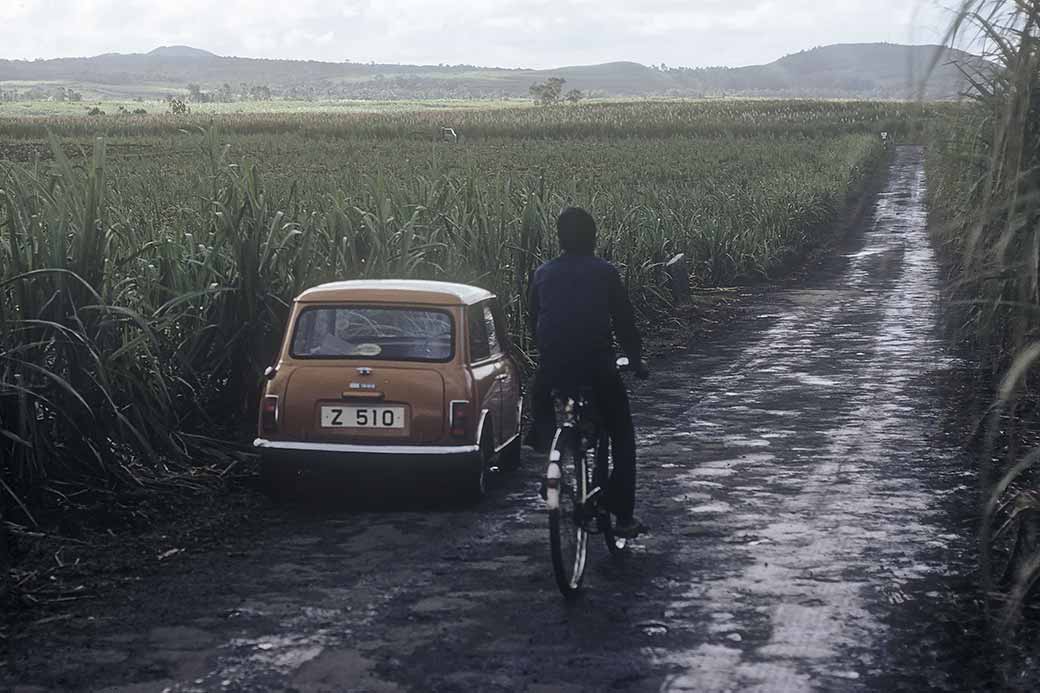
[{"x1": 547, "y1": 428, "x2": 589, "y2": 597}]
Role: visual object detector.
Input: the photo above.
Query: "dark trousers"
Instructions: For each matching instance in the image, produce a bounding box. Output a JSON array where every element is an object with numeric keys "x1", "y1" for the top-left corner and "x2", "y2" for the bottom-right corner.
[{"x1": 531, "y1": 365, "x2": 637, "y2": 521}]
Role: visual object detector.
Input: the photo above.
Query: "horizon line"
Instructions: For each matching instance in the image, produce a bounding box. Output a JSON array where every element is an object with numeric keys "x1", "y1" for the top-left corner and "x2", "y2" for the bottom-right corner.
[{"x1": 0, "y1": 40, "x2": 964, "y2": 74}]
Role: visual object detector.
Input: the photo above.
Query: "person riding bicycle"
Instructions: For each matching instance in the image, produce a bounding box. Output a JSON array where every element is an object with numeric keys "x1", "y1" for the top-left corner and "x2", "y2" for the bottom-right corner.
[{"x1": 527, "y1": 207, "x2": 649, "y2": 539}]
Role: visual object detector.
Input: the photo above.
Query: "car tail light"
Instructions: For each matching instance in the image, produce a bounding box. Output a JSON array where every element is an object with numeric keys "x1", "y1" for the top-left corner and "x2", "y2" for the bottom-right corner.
[
  {"x1": 450, "y1": 400, "x2": 470, "y2": 439},
  {"x1": 261, "y1": 396, "x2": 279, "y2": 434}
]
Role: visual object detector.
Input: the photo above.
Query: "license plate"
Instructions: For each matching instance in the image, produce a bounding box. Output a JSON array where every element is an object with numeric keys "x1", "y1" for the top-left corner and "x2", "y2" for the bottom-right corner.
[{"x1": 321, "y1": 406, "x2": 406, "y2": 429}]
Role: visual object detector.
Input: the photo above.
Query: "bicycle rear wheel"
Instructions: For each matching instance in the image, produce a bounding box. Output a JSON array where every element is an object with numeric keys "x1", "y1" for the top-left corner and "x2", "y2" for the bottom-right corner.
[{"x1": 547, "y1": 428, "x2": 589, "y2": 597}]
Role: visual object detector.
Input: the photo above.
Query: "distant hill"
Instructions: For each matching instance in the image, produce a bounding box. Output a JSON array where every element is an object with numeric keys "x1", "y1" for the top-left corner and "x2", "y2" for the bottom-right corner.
[
  {"x1": 670, "y1": 44, "x2": 988, "y2": 100},
  {"x1": 148, "y1": 46, "x2": 218, "y2": 59},
  {"x1": 0, "y1": 43, "x2": 985, "y2": 102}
]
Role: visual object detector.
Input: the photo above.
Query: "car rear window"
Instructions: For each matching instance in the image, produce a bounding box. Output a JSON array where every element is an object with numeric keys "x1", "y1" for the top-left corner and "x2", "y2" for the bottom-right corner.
[{"x1": 291, "y1": 306, "x2": 454, "y2": 362}]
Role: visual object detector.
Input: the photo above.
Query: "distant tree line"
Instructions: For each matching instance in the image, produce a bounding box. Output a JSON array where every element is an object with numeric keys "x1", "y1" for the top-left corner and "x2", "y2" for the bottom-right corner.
[
  {"x1": 0, "y1": 85, "x2": 83, "y2": 102},
  {"x1": 0, "y1": 76, "x2": 593, "y2": 105},
  {"x1": 186, "y1": 82, "x2": 272, "y2": 103},
  {"x1": 529, "y1": 78, "x2": 584, "y2": 105},
  {"x1": 1, "y1": 79, "x2": 532, "y2": 104}
]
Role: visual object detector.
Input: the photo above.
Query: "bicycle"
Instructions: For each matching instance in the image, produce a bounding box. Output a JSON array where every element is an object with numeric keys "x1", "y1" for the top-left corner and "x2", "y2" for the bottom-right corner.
[{"x1": 545, "y1": 356, "x2": 639, "y2": 597}]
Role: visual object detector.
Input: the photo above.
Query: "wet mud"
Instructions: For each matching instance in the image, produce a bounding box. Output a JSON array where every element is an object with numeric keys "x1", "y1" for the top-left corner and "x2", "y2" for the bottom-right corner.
[{"x1": 2, "y1": 147, "x2": 987, "y2": 692}]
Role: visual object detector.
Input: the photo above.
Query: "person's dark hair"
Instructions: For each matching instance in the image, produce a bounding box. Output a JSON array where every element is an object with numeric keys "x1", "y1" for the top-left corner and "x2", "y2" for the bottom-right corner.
[{"x1": 557, "y1": 207, "x2": 597, "y2": 254}]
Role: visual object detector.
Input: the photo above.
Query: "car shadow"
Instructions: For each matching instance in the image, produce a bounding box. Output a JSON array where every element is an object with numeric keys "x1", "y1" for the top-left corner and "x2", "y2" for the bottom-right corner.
[{"x1": 252, "y1": 466, "x2": 518, "y2": 514}]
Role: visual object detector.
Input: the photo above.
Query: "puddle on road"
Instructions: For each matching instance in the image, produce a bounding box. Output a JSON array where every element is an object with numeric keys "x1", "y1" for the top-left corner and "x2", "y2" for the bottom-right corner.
[
  {"x1": 687, "y1": 502, "x2": 734, "y2": 514},
  {"x1": 651, "y1": 148, "x2": 961, "y2": 692},
  {"x1": 789, "y1": 374, "x2": 840, "y2": 388}
]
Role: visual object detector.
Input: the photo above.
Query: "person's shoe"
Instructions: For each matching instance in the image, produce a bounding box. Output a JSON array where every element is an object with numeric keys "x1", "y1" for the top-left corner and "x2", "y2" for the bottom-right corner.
[{"x1": 613, "y1": 516, "x2": 646, "y2": 539}]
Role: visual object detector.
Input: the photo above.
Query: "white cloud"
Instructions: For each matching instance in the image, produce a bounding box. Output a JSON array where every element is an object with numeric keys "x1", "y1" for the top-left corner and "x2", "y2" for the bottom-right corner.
[
  {"x1": 0, "y1": 0, "x2": 959, "y2": 68},
  {"x1": 0, "y1": 0, "x2": 37, "y2": 22}
]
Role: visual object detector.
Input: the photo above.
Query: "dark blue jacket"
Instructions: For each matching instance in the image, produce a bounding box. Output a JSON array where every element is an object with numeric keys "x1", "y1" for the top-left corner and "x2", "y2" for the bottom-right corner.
[{"x1": 528, "y1": 252, "x2": 642, "y2": 380}]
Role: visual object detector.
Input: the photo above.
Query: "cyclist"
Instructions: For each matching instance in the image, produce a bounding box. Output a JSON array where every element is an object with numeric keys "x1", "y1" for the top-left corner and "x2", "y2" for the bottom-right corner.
[{"x1": 527, "y1": 207, "x2": 649, "y2": 539}]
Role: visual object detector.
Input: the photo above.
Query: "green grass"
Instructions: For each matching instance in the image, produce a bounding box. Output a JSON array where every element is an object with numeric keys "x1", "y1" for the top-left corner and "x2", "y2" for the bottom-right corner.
[
  {"x1": 0, "y1": 97, "x2": 535, "y2": 118},
  {"x1": 0, "y1": 99, "x2": 925, "y2": 525},
  {"x1": 0, "y1": 98, "x2": 942, "y2": 138}
]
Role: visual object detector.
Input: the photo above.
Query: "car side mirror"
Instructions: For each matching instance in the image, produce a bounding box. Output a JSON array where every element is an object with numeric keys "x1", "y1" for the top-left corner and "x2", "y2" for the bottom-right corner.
[{"x1": 264, "y1": 366, "x2": 277, "y2": 380}]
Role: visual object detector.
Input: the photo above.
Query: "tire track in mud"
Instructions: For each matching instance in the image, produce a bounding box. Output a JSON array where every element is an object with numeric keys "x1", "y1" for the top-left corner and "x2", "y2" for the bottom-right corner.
[
  {"x1": 642, "y1": 146, "x2": 970, "y2": 692},
  {"x1": 4, "y1": 146, "x2": 976, "y2": 693}
]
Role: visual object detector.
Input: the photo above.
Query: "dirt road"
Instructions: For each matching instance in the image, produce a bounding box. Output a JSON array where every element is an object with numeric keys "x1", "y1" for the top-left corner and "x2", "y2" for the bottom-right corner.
[{"x1": 4, "y1": 146, "x2": 983, "y2": 692}]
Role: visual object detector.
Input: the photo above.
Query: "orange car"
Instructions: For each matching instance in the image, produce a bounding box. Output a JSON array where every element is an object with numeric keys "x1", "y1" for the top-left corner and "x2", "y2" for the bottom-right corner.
[{"x1": 254, "y1": 280, "x2": 523, "y2": 499}]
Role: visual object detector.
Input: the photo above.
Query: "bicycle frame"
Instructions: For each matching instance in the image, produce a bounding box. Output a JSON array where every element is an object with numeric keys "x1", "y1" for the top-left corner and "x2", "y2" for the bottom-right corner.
[{"x1": 547, "y1": 395, "x2": 606, "y2": 517}]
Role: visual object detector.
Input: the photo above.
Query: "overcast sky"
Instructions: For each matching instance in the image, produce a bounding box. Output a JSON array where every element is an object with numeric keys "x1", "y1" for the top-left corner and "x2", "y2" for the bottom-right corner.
[{"x1": 0, "y1": 1, "x2": 961, "y2": 68}]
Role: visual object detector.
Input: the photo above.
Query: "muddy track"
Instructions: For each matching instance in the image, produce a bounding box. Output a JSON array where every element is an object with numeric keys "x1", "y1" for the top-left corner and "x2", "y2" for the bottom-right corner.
[{"x1": 3, "y1": 146, "x2": 985, "y2": 692}]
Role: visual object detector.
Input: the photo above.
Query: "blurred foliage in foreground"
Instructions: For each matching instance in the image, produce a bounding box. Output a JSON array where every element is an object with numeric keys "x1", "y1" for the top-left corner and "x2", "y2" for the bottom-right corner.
[{"x1": 927, "y1": 0, "x2": 1040, "y2": 669}]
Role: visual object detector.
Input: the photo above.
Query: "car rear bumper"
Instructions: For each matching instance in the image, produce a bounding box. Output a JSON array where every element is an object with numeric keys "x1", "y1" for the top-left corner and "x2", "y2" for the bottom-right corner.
[{"x1": 253, "y1": 438, "x2": 481, "y2": 474}]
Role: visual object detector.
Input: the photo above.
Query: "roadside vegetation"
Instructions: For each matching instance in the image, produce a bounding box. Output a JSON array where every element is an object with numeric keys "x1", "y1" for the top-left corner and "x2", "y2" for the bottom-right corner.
[
  {"x1": 0, "y1": 97, "x2": 535, "y2": 119},
  {"x1": 0, "y1": 100, "x2": 925, "y2": 584},
  {"x1": 0, "y1": 99, "x2": 931, "y2": 139},
  {"x1": 926, "y1": 0, "x2": 1040, "y2": 676}
]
